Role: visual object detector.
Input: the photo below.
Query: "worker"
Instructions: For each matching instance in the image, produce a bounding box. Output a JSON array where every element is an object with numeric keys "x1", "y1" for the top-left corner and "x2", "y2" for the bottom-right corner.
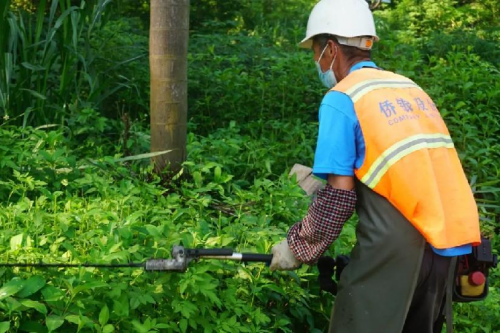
[{"x1": 269, "y1": 0, "x2": 481, "y2": 332}]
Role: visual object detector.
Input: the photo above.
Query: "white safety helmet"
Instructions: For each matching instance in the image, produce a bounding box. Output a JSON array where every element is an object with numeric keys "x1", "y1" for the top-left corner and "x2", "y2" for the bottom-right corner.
[{"x1": 300, "y1": 0, "x2": 379, "y2": 50}]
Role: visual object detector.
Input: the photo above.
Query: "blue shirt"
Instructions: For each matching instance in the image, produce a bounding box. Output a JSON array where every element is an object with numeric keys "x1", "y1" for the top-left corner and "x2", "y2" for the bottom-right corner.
[{"x1": 312, "y1": 60, "x2": 471, "y2": 257}]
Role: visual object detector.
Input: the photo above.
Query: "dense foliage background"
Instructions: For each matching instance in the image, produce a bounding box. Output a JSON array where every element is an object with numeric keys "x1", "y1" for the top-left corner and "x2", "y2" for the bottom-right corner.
[{"x1": 0, "y1": 0, "x2": 499, "y2": 332}]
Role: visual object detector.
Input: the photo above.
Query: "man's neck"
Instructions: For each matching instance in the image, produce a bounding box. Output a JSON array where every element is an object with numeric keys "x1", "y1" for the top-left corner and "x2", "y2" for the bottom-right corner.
[{"x1": 338, "y1": 58, "x2": 372, "y2": 81}]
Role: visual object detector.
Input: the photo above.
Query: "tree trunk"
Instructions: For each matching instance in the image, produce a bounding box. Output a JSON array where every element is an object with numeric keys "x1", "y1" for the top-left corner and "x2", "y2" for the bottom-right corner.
[{"x1": 150, "y1": 0, "x2": 189, "y2": 174}]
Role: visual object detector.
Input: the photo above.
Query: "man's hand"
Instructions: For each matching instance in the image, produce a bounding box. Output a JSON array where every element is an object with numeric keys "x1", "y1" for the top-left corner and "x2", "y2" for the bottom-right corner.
[{"x1": 270, "y1": 239, "x2": 301, "y2": 271}]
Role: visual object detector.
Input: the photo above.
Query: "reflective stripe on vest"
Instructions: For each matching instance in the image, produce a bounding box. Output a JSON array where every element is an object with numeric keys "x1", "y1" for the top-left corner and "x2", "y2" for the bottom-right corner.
[
  {"x1": 345, "y1": 78, "x2": 422, "y2": 103},
  {"x1": 361, "y1": 133, "x2": 454, "y2": 189},
  {"x1": 331, "y1": 68, "x2": 481, "y2": 249}
]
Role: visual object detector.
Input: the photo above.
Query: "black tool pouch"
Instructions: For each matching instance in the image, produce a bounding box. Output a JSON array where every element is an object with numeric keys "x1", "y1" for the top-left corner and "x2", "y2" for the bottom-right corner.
[{"x1": 453, "y1": 237, "x2": 498, "y2": 302}]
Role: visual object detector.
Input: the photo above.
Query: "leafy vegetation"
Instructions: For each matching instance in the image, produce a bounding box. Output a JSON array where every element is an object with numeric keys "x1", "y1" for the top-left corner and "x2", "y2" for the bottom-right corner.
[{"x1": 0, "y1": 0, "x2": 499, "y2": 332}]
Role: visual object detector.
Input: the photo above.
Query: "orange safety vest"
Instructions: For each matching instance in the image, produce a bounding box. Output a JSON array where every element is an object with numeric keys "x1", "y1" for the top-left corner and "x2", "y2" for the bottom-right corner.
[{"x1": 332, "y1": 68, "x2": 481, "y2": 249}]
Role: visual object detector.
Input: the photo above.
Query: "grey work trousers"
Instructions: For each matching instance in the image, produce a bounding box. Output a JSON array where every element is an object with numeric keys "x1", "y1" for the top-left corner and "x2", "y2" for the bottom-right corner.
[
  {"x1": 402, "y1": 245, "x2": 452, "y2": 333},
  {"x1": 329, "y1": 181, "x2": 451, "y2": 333}
]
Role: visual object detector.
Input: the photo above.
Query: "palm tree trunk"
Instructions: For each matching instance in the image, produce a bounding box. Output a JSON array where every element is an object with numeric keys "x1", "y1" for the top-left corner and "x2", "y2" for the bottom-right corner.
[{"x1": 150, "y1": 0, "x2": 189, "y2": 174}]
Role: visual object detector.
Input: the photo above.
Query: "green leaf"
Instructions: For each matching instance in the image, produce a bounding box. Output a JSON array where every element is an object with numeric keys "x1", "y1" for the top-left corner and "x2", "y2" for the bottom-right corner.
[
  {"x1": 0, "y1": 322, "x2": 10, "y2": 333},
  {"x1": 41, "y1": 285, "x2": 64, "y2": 302},
  {"x1": 10, "y1": 233, "x2": 23, "y2": 250},
  {"x1": 193, "y1": 171, "x2": 203, "y2": 188},
  {"x1": 262, "y1": 284, "x2": 285, "y2": 295},
  {"x1": 17, "y1": 276, "x2": 46, "y2": 298},
  {"x1": 179, "y1": 319, "x2": 187, "y2": 333},
  {"x1": 20, "y1": 88, "x2": 47, "y2": 100},
  {"x1": 142, "y1": 294, "x2": 156, "y2": 305},
  {"x1": 214, "y1": 166, "x2": 222, "y2": 181},
  {"x1": 102, "y1": 250, "x2": 129, "y2": 262},
  {"x1": 46, "y1": 315, "x2": 64, "y2": 332},
  {"x1": 130, "y1": 297, "x2": 140, "y2": 310},
  {"x1": 108, "y1": 242, "x2": 122, "y2": 253},
  {"x1": 0, "y1": 279, "x2": 25, "y2": 300},
  {"x1": 131, "y1": 320, "x2": 149, "y2": 333},
  {"x1": 64, "y1": 315, "x2": 80, "y2": 325},
  {"x1": 21, "y1": 62, "x2": 45, "y2": 71},
  {"x1": 201, "y1": 289, "x2": 221, "y2": 308},
  {"x1": 155, "y1": 324, "x2": 169, "y2": 329},
  {"x1": 145, "y1": 224, "x2": 162, "y2": 238},
  {"x1": 20, "y1": 299, "x2": 47, "y2": 315},
  {"x1": 72, "y1": 281, "x2": 108, "y2": 295},
  {"x1": 102, "y1": 324, "x2": 114, "y2": 333},
  {"x1": 115, "y1": 150, "x2": 172, "y2": 163},
  {"x1": 4, "y1": 296, "x2": 22, "y2": 312},
  {"x1": 178, "y1": 301, "x2": 197, "y2": 318},
  {"x1": 113, "y1": 295, "x2": 129, "y2": 318},
  {"x1": 99, "y1": 305, "x2": 109, "y2": 326}
]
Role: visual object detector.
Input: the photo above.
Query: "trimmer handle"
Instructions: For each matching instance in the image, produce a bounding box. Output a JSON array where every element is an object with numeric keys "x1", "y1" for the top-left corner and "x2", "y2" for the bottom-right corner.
[
  {"x1": 241, "y1": 253, "x2": 273, "y2": 263},
  {"x1": 145, "y1": 246, "x2": 273, "y2": 272},
  {"x1": 186, "y1": 248, "x2": 233, "y2": 257}
]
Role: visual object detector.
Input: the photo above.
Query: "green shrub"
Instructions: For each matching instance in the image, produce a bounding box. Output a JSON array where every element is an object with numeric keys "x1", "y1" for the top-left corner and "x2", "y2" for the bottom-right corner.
[
  {"x1": 0, "y1": 124, "x2": 338, "y2": 332},
  {"x1": 188, "y1": 33, "x2": 322, "y2": 133},
  {"x1": 0, "y1": 0, "x2": 499, "y2": 331}
]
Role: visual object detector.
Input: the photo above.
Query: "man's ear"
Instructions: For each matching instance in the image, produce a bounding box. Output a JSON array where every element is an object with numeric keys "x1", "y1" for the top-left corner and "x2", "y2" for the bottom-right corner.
[{"x1": 327, "y1": 40, "x2": 337, "y2": 57}]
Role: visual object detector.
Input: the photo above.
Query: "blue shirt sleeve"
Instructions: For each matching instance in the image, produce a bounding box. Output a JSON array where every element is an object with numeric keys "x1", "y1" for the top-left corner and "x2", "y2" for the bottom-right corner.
[
  {"x1": 431, "y1": 244, "x2": 472, "y2": 256},
  {"x1": 312, "y1": 91, "x2": 365, "y2": 179}
]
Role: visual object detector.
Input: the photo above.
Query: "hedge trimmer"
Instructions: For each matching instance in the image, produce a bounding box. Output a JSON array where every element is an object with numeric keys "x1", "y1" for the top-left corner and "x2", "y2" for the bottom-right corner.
[{"x1": 0, "y1": 246, "x2": 273, "y2": 272}]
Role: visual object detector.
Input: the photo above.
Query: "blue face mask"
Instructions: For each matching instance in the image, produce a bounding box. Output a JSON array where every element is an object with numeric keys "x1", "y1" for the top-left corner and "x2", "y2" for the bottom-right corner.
[{"x1": 315, "y1": 44, "x2": 338, "y2": 89}]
